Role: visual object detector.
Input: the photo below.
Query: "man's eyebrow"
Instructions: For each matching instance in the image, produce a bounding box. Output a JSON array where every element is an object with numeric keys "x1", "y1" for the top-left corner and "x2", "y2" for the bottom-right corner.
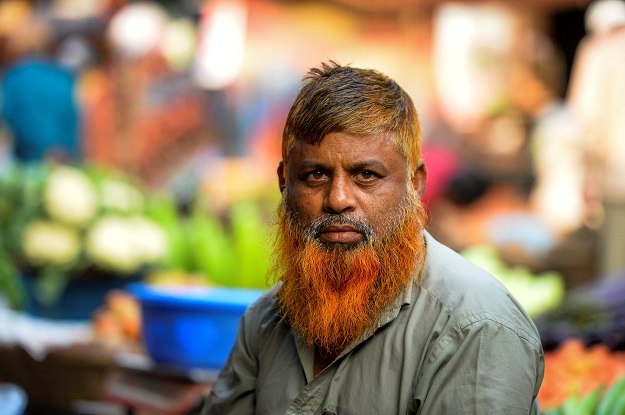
[
  {"x1": 296, "y1": 160, "x2": 327, "y2": 171},
  {"x1": 349, "y1": 160, "x2": 389, "y2": 174},
  {"x1": 296, "y1": 159, "x2": 390, "y2": 174}
]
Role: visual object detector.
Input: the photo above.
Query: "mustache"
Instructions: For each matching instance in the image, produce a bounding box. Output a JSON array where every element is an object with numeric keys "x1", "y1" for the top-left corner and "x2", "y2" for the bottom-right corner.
[{"x1": 301, "y1": 214, "x2": 374, "y2": 245}]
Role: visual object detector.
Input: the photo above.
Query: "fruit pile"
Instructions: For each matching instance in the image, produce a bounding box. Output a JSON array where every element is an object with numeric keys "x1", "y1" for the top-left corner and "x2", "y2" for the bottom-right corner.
[
  {"x1": 92, "y1": 290, "x2": 142, "y2": 349},
  {"x1": 539, "y1": 339, "x2": 625, "y2": 414}
]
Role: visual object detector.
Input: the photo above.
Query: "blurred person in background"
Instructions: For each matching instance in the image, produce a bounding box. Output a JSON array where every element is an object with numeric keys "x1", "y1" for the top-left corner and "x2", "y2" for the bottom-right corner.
[
  {"x1": 202, "y1": 61, "x2": 544, "y2": 415},
  {"x1": 508, "y1": 31, "x2": 588, "y2": 240},
  {"x1": 568, "y1": 0, "x2": 625, "y2": 277},
  {"x1": 503, "y1": 30, "x2": 600, "y2": 288},
  {"x1": 0, "y1": 9, "x2": 82, "y2": 164}
]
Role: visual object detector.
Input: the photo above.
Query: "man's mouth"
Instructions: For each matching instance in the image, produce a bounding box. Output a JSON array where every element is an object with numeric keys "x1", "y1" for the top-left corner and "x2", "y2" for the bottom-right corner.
[{"x1": 318, "y1": 224, "x2": 364, "y2": 244}]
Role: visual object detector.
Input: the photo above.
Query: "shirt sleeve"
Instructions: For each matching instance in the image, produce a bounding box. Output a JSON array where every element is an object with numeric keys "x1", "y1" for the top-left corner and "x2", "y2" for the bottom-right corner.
[
  {"x1": 415, "y1": 314, "x2": 544, "y2": 415},
  {"x1": 201, "y1": 309, "x2": 258, "y2": 415}
]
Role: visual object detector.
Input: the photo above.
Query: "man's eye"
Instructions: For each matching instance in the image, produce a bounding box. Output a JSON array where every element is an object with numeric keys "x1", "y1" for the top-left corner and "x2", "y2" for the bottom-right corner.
[
  {"x1": 303, "y1": 170, "x2": 326, "y2": 182},
  {"x1": 357, "y1": 170, "x2": 377, "y2": 181}
]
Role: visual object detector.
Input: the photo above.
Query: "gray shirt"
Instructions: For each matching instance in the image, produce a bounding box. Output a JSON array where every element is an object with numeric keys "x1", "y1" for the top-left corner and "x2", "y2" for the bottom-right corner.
[{"x1": 202, "y1": 233, "x2": 545, "y2": 414}]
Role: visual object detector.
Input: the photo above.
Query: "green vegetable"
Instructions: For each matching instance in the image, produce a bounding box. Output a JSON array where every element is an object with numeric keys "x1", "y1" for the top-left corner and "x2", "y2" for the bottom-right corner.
[
  {"x1": 33, "y1": 266, "x2": 70, "y2": 307},
  {"x1": 187, "y1": 210, "x2": 235, "y2": 286},
  {"x1": 0, "y1": 250, "x2": 24, "y2": 309},
  {"x1": 145, "y1": 193, "x2": 190, "y2": 270},
  {"x1": 597, "y1": 377, "x2": 625, "y2": 415},
  {"x1": 229, "y1": 201, "x2": 270, "y2": 289},
  {"x1": 572, "y1": 386, "x2": 603, "y2": 415}
]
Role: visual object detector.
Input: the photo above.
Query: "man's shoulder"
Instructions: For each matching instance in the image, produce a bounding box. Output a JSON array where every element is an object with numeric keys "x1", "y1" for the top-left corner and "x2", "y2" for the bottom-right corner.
[
  {"x1": 421, "y1": 232, "x2": 509, "y2": 298},
  {"x1": 238, "y1": 285, "x2": 294, "y2": 354},
  {"x1": 246, "y1": 284, "x2": 279, "y2": 314},
  {"x1": 418, "y1": 233, "x2": 541, "y2": 346},
  {"x1": 242, "y1": 285, "x2": 282, "y2": 329}
]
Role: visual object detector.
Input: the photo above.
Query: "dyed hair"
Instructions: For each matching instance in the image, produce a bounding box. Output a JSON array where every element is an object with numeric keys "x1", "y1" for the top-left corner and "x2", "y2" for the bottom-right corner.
[{"x1": 281, "y1": 61, "x2": 422, "y2": 178}]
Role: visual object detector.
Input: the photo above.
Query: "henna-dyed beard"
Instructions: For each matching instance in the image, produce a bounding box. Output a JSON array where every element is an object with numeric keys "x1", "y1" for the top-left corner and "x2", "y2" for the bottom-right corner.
[{"x1": 271, "y1": 192, "x2": 427, "y2": 355}]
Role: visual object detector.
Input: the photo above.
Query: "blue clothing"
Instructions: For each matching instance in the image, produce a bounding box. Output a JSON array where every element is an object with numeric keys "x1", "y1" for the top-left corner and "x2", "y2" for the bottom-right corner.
[{"x1": 1, "y1": 59, "x2": 80, "y2": 162}]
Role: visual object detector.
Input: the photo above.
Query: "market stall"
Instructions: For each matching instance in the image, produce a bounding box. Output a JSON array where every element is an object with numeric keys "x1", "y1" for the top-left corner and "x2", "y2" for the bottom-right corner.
[{"x1": 1, "y1": 0, "x2": 622, "y2": 413}]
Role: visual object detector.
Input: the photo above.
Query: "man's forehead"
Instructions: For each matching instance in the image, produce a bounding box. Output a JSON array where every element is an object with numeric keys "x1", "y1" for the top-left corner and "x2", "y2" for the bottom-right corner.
[{"x1": 289, "y1": 131, "x2": 398, "y2": 155}]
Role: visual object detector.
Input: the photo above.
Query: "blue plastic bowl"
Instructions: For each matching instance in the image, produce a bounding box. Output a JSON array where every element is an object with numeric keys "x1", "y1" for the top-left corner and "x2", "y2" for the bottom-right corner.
[{"x1": 129, "y1": 284, "x2": 264, "y2": 370}]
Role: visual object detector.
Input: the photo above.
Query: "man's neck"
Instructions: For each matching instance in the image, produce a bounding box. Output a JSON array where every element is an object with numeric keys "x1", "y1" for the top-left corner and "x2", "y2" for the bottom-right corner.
[{"x1": 314, "y1": 348, "x2": 341, "y2": 376}]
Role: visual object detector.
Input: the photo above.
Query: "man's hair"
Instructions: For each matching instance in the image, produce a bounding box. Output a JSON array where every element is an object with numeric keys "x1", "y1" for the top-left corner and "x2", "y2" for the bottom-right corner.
[{"x1": 281, "y1": 61, "x2": 422, "y2": 178}]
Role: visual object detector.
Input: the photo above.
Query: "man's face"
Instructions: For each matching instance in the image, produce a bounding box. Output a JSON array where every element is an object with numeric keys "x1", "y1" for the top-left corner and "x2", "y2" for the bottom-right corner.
[
  {"x1": 274, "y1": 131, "x2": 427, "y2": 353},
  {"x1": 279, "y1": 131, "x2": 426, "y2": 243}
]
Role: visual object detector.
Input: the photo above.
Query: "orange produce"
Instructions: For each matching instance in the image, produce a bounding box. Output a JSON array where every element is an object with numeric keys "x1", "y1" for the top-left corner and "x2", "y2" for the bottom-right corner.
[
  {"x1": 538, "y1": 338, "x2": 625, "y2": 411},
  {"x1": 92, "y1": 289, "x2": 142, "y2": 348}
]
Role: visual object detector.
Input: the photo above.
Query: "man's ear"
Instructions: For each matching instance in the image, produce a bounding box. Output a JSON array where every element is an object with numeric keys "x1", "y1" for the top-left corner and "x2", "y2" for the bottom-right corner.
[
  {"x1": 412, "y1": 159, "x2": 427, "y2": 199},
  {"x1": 277, "y1": 160, "x2": 286, "y2": 193}
]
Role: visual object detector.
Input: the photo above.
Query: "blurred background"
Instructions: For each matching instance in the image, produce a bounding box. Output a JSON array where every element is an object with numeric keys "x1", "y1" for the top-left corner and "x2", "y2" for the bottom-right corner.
[{"x1": 1, "y1": 0, "x2": 625, "y2": 413}]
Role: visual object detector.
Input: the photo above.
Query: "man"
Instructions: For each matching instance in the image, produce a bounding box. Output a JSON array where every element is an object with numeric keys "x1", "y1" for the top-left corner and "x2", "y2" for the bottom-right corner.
[
  {"x1": 567, "y1": 0, "x2": 625, "y2": 277},
  {"x1": 202, "y1": 61, "x2": 544, "y2": 414}
]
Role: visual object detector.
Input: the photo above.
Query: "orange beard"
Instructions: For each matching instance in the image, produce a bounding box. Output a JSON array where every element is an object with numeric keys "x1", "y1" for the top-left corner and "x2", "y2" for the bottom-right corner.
[{"x1": 271, "y1": 195, "x2": 428, "y2": 355}]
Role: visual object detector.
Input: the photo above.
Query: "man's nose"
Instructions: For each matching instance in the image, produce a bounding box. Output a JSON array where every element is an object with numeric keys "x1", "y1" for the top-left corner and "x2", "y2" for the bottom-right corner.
[{"x1": 323, "y1": 175, "x2": 356, "y2": 214}]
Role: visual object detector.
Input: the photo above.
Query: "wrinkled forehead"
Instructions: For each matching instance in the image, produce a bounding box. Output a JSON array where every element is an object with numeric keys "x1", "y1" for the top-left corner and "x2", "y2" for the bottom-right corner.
[{"x1": 285, "y1": 130, "x2": 403, "y2": 161}]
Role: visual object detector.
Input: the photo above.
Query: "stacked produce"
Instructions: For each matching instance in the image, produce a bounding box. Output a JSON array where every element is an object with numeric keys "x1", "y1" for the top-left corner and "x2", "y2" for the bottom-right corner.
[
  {"x1": 146, "y1": 193, "x2": 273, "y2": 289},
  {"x1": 92, "y1": 289, "x2": 143, "y2": 349},
  {"x1": 0, "y1": 162, "x2": 169, "y2": 309},
  {"x1": 539, "y1": 339, "x2": 625, "y2": 414}
]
